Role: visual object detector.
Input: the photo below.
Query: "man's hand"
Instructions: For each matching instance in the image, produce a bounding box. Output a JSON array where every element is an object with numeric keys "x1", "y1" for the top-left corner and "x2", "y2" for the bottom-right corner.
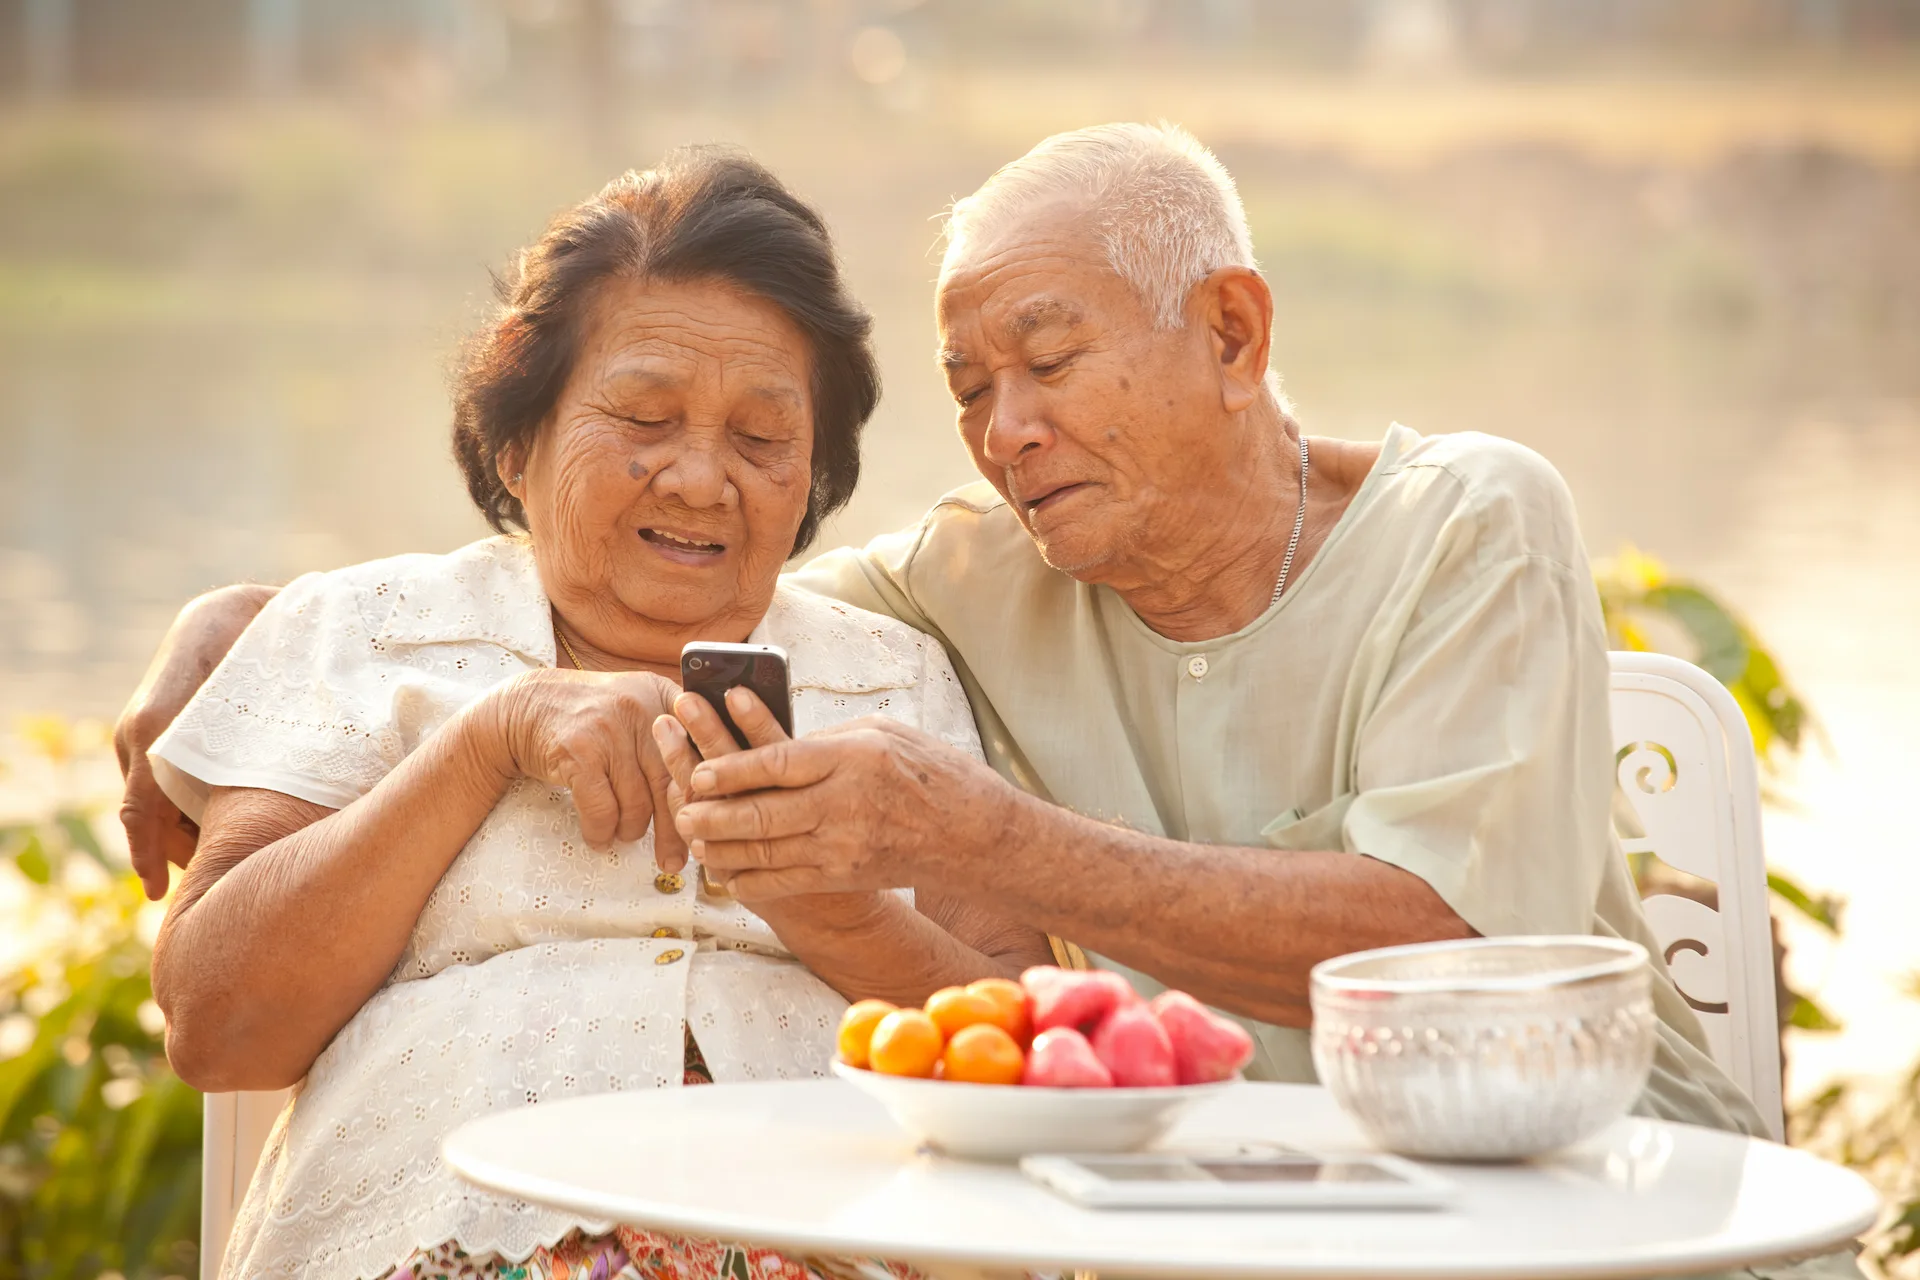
[
  {"x1": 115, "y1": 584, "x2": 279, "y2": 900},
  {"x1": 665, "y1": 714, "x2": 1023, "y2": 900}
]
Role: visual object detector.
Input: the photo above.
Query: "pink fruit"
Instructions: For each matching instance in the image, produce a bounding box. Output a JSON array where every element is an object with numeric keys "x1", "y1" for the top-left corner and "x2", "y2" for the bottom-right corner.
[
  {"x1": 1021, "y1": 966, "x2": 1137, "y2": 1034},
  {"x1": 1022, "y1": 1027, "x2": 1116, "y2": 1088},
  {"x1": 1149, "y1": 990, "x2": 1256, "y2": 1085},
  {"x1": 1089, "y1": 1001, "x2": 1178, "y2": 1088}
]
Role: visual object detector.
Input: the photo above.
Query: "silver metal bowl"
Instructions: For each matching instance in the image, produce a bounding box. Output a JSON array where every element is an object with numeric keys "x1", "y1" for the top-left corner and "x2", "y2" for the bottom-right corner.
[{"x1": 1310, "y1": 936, "x2": 1657, "y2": 1161}]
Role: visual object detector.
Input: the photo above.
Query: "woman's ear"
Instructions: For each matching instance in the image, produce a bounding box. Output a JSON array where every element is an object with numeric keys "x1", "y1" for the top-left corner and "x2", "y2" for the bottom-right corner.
[
  {"x1": 1199, "y1": 267, "x2": 1275, "y2": 415},
  {"x1": 495, "y1": 444, "x2": 527, "y2": 501}
]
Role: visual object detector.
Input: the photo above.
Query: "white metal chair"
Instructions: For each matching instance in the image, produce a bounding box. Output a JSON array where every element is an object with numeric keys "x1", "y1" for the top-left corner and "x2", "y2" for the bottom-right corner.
[
  {"x1": 194, "y1": 652, "x2": 1786, "y2": 1278},
  {"x1": 200, "y1": 1087, "x2": 287, "y2": 1280},
  {"x1": 1609, "y1": 651, "x2": 1784, "y2": 1141}
]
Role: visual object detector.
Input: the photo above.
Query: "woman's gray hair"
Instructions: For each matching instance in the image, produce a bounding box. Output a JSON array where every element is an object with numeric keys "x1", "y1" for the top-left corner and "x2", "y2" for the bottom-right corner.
[{"x1": 942, "y1": 121, "x2": 1258, "y2": 331}]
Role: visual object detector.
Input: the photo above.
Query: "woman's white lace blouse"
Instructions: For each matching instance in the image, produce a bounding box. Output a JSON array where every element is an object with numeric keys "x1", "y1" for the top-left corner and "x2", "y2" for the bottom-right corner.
[{"x1": 150, "y1": 535, "x2": 983, "y2": 1280}]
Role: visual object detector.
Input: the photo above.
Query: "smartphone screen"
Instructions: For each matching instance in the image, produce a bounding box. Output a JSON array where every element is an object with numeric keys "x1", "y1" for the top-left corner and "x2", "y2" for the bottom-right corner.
[{"x1": 680, "y1": 643, "x2": 793, "y2": 750}]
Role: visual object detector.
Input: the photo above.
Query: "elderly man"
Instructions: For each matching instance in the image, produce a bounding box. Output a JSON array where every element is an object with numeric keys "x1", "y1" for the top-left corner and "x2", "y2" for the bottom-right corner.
[
  {"x1": 122, "y1": 125, "x2": 1853, "y2": 1275},
  {"x1": 664, "y1": 122, "x2": 1767, "y2": 1135}
]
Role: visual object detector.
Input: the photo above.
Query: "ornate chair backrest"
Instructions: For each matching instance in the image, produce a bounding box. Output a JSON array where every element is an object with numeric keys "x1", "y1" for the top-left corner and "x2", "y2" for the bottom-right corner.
[
  {"x1": 201, "y1": 1088, "x2": 288, "y2": 1280},
  {"x1": 1609, "y1": 651, "x2": 1784, "y2": 1140}
]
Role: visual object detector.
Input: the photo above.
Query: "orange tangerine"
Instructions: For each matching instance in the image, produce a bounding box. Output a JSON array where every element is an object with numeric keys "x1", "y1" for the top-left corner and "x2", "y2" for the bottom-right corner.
[
  {"x1": 966, "y1": 977, "x2": 1033, "y2": 1047},
  {"x1": 941, "y1": 1023, "x2": 1026, "y2": 1086},
  {"x1": 868, "y1": 1008, "x2": 944, "y2": 1078},
  {"x1": 837, "y1": 999, "x2": 898, "y2": 1069},
  {"x1": 924, "y1": 986, "x2": 999, "y2": 1039}
]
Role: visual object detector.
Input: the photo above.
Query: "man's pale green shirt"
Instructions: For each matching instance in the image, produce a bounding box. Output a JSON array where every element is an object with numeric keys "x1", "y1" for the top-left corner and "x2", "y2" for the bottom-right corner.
[{"x1": 788, "y1": 423, "x2": 1764, "y2": 1136}]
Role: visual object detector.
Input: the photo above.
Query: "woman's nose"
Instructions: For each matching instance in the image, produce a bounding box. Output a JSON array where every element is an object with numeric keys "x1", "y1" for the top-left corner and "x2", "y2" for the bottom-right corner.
[
  {"x1": 980, "y1": 379, "x2": 1052, "y2": 468},
  {"x1": 649, "y1": 441, "x2": 735, "y2": 508}
]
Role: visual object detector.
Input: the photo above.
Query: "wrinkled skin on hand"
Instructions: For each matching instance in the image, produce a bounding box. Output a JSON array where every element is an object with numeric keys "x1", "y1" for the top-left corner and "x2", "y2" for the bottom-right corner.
[
  {"x1": 654, "y1": 686, "x2": 929, "y2": 929},
  {"x1": 665, "y1": 711, "x2": 1021, "y2": 900},
  {"x1": 489, "y1": 667, "x2": 686, "y2": 862},
  {"x1": 114, "y1": 711, "x2": 201, "y2": 901}
]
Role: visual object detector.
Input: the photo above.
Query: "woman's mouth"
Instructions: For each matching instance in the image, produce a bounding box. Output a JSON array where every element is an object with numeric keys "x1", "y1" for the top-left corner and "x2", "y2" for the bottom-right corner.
[{"x1": 639, "y1": 527, "x2": 727, "y2": 565}]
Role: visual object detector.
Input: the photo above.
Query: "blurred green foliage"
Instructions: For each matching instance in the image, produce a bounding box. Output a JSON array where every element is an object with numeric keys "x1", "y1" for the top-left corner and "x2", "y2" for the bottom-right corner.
[
  {"x1": 1796, "y1": 1051, "x2": 1920, "y2": 1278},
  {"x1": 1598, "y1": 547, "x2": 1920, "y2": 1277},
  {"x1": 0, "y1": 721, "x2": 200, "y2": 1280}
]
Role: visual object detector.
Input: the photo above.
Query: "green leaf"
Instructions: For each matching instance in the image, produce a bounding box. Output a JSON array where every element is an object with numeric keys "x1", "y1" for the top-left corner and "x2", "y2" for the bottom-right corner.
[
  {"x1": 13, "y1": 832, "x2": 51, "y2": 885},
  {"x1": 1880, "y1": 1201, "x2": 1920, "y2": 1257},
  {"x1": 1769, "y1": 871, "x2": 1843, "y2": 933},
  {"x1": 1787, "y1": 994, "x2": 1844, "y2": 1032},
  {"x1": 55, "y1": 812, "x2": 105, "y2": 867},
  {"x1": 1642, "y1": 584, "x2": 1749, "y2": 684},
  {"x1": 1737, "y1": 641, "x2": 1807, "y2": 753}
]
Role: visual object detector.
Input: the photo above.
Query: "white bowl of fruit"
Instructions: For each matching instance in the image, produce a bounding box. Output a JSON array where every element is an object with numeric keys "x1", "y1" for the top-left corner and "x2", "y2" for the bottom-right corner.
[{"x1": 832, "y1": 966, "x2": 1254, "y2": 1160}]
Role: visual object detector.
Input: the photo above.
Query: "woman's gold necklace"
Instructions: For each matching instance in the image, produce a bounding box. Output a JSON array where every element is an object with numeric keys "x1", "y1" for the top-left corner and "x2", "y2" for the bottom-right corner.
[{"x1": 554, "y1": 619, "x2": 588, "y2": 670}]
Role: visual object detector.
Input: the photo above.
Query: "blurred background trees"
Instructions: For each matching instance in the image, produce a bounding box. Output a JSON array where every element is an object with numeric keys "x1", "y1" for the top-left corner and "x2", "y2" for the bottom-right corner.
[{"x1": 1, "y1": 0, "x2": 1916, "y2": 1276}]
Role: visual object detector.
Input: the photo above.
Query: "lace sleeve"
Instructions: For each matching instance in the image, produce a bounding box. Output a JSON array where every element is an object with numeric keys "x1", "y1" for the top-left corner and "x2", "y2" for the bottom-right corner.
[
  {"x1": 150, "y1": 568, "x2": 404, "y2": 817},
  {"x1": 916, "y1": 632, "x2": 985, "y2": 763}
]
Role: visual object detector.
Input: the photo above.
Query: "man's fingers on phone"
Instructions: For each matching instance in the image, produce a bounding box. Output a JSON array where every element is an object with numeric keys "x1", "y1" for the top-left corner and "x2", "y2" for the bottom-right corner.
[
  {"x1": 652, "y1": 716, "x2": 699, "y2": 791},
  {"x1": 672, "y1": 692, "x2": 740, "y2": 761},
  {"x1": 724, "y1": 687, "x2": 789, "y2": 747}
]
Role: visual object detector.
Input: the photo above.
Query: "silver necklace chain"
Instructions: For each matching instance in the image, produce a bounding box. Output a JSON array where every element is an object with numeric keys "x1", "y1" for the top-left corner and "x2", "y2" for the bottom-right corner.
[{"x1": 1270, "y1": 436, "x2": 1311, "y2": 607}]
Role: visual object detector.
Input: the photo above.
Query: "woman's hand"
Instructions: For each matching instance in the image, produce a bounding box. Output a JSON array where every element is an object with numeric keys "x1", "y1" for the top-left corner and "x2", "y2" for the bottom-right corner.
[{"x1": 484, "y1": 668, "x2": 688, "y2": 865}]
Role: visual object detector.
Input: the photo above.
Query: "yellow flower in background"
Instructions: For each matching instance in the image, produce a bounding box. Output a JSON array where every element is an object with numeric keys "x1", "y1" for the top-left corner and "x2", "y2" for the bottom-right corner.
[
  {"x1": 14, "y1": 714, "x2": 74, "y2": 765},
  {"x1": 1595, "y1": 543, "x2": 1669, "y2": 594}
]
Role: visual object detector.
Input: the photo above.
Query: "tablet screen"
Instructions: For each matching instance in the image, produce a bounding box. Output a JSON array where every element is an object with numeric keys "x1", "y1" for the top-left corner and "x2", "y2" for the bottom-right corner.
[{"x1": 1071, "y1": 1156, "x2": 1408, "y2": 1184}]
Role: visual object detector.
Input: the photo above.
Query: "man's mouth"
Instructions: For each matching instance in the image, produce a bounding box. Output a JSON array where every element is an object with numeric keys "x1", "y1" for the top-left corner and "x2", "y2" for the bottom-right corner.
[
  {"x1": 639, "y1": 527, "x2": 727, "y2": 562},
  {"x1": 1019, "y1": 482, "x2": 1092, "y2": 518}
]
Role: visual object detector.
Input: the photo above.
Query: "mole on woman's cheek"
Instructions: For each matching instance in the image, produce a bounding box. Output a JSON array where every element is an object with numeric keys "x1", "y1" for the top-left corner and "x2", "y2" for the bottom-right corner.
[{"x1": 628, "y1": 460, "x2": 648, "y2": 481}]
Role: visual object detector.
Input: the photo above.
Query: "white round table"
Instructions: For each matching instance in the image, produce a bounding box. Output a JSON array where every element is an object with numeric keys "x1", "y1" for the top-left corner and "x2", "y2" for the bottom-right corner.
[{"x1": 442, "y1": 1080, "x2": 1877, "y2": 1279}]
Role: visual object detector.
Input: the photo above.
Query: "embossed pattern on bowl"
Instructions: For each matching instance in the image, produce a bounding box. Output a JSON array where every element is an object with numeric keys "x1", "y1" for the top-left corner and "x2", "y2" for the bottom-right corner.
[{"x1": 1310, "y1": 937, "x2": 1657, "y2": 1161}]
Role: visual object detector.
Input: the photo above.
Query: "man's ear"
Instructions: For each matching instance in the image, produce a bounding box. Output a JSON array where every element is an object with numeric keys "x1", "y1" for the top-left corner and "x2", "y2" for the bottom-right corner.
[{"x1": 1198, "y1": 267, "x2": 1275, "y2": 415}]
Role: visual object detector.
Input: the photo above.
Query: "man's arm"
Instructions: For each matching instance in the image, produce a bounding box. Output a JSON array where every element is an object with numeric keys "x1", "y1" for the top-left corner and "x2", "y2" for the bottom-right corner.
[
  {"x1": 115, "y1": 583, "x2": 279, "y2": 898},
  {"x1": 673, "y1": 718, "x2": 1472, "y2": 1028},
  {"x1": 677, "y1": 549, "x2": 1600, "y2": 1028}
]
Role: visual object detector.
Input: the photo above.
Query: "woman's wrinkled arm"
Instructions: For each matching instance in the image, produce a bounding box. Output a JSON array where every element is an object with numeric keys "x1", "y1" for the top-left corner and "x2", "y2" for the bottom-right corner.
[{"x1": 151, "y1": 699, "x2": 516, "y2": 1093}]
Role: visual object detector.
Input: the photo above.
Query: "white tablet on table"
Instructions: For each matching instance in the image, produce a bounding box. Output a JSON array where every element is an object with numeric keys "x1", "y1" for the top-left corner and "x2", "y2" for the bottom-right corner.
[{"x1": 1020, "y1": 1151, "x2": 1456, "y2": 1210}]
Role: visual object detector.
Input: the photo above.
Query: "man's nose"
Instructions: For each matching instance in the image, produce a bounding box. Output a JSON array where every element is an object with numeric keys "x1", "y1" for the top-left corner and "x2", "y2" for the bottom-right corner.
[
  {"x1": 650, "y1": 438, "x2": 735, "y2": 508},
  {"x1": 980, "y1": 379, "x2": 1052, "y2": 468}
]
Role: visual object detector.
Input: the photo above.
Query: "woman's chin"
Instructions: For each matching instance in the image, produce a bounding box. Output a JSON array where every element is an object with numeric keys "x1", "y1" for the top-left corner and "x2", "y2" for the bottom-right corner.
[{"x1": 608, "y1": 573, "x2": 750, "y2": 635}]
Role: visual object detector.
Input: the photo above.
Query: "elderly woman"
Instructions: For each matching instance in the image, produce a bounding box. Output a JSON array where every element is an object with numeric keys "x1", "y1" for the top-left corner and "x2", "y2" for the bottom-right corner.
[{"x1": 147, "y1": 151, "x2": 1050, "y2": 1280}]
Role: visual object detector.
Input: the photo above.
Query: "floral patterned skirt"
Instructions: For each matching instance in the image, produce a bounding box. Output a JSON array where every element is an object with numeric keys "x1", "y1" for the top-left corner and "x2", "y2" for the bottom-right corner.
[
  {"x1": 386, "y1": 1032, "x2": 928, "y2": 1280},
  {"x1": 387, "y1": 1226, "x2": 921, "y2": 1280}
]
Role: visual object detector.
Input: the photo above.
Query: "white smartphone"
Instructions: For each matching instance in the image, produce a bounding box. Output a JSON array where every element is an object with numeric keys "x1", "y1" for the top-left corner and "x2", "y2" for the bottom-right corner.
[{"x1": 1019, "y1": 1151, "x2": 1455, "y2": 1211}]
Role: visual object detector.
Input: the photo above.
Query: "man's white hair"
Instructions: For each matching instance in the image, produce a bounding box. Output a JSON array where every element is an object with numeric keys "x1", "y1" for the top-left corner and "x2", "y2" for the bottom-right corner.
[{"x1": 942, "y1": 121, "x2": 1257, "y2": 330}]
